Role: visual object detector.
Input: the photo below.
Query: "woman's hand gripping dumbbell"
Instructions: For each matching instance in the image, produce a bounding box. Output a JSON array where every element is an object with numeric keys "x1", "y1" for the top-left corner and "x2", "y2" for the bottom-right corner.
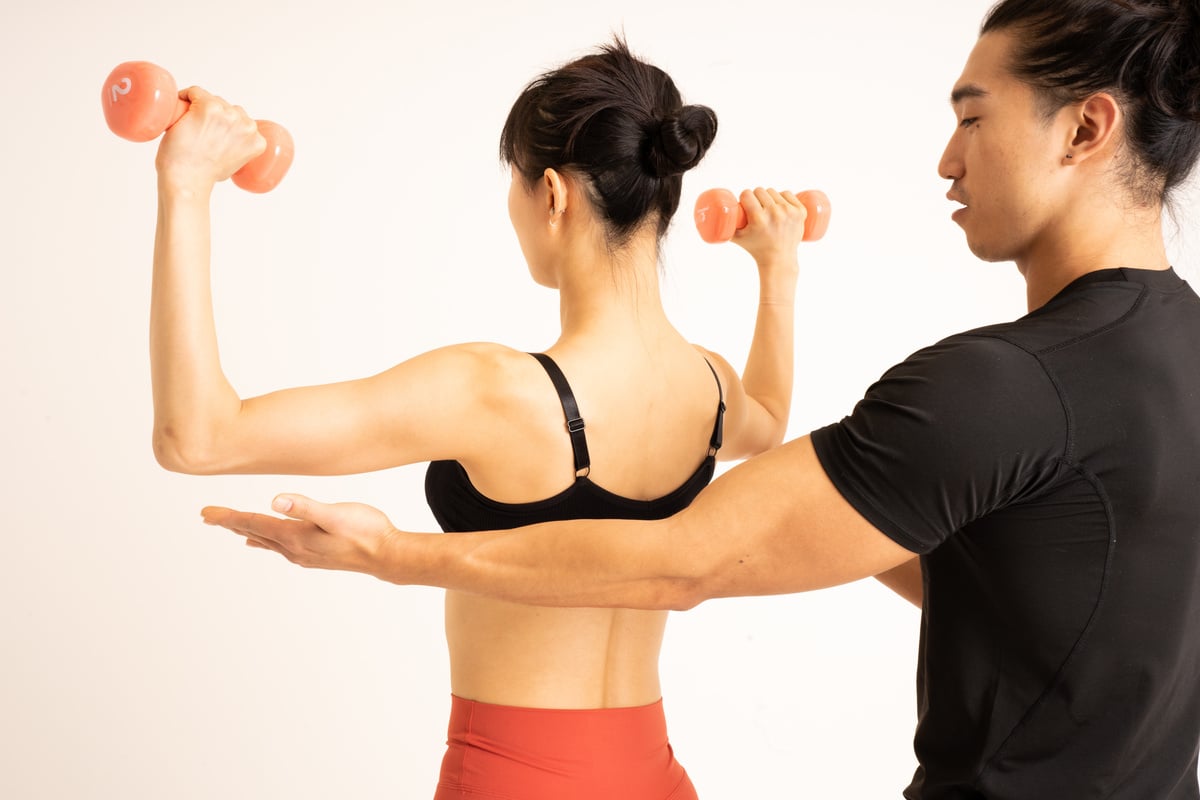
[
  {"x1": 694, "y1": 188, "x2": 831, "y2": 244},
  {"x1": 102, "y1": 61, "x2": 294, "y2": 193}
]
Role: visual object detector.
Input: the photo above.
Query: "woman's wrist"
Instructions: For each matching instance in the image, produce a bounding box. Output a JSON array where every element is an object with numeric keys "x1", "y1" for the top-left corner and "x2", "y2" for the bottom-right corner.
[
  {"x1": 756, "y1": 260, "x2": 800, "y2": 304},
  {"x1": 755, "y1": 253, "x2": 800, "y2": 277},
  {"x1": 157, "y1": 170, "x2": 216, "y2": 203}
]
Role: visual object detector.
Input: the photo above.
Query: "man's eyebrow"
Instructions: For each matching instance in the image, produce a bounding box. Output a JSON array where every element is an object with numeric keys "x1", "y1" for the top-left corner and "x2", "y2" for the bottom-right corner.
[{"x1": 950, "y1": 84, "x2": 989, "y2": 105}]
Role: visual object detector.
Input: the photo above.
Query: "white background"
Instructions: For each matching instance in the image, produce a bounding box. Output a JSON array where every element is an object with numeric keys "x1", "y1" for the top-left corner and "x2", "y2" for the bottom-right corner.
[{"x1": 3, "y1": 1, "x2": 1198, "y2": 797}]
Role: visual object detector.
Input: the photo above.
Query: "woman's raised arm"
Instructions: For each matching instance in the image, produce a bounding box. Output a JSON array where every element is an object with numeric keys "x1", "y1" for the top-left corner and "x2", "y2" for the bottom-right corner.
[
  {"x1": 150, "y1": 87, "x2": 501, "y2": 476},
  {"x1": 698, "y1": 188, "x2": 808, "y2": 460}
]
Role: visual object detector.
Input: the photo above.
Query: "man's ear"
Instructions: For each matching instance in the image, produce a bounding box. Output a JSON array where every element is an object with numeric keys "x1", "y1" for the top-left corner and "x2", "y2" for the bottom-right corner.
[{"x1": 1062, "y1": 91, "x2": 1121, "y2": 165}]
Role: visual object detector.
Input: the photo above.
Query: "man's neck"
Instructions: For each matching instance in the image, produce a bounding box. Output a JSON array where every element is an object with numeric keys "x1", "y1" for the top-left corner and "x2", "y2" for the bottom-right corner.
[{"x1": 1017, "y1": 202, "x2": 1170, "y2": 311}]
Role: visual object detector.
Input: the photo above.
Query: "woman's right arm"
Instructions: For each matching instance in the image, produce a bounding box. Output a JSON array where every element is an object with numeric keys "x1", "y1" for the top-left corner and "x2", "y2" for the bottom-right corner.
[
  {"x1": 150, "y1": 87, "x2": 501, "y2": 476},
  {"x1": 150, "y1": 88, "x2": 253, "y2": 471}
]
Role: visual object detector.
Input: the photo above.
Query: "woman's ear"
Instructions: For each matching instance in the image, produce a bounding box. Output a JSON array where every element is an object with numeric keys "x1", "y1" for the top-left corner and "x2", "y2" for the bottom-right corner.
[
  {"x1": 543, "y1": 168, "x2": 569, "y2": 223},
  {"x1": 1062, "y1": 91, "x2": 1121, "y2": 165}
]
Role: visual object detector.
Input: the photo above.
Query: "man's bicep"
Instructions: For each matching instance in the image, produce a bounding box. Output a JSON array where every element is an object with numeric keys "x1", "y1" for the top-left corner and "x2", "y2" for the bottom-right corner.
[{"x1": 679, "y1": 435, "x2": 918, "y2": 602}]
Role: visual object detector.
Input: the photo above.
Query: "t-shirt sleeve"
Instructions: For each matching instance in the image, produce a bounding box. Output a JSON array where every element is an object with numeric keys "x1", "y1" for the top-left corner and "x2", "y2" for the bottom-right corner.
[{"x1": 810, "y1": 334, "x2": 1067, "y2": 554}]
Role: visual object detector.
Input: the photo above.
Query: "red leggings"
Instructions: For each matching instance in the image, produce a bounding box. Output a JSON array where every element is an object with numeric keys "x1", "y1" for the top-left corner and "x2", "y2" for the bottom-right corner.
[{"x1": 434, "y1": 695, "x2": 698, "y2": 800}]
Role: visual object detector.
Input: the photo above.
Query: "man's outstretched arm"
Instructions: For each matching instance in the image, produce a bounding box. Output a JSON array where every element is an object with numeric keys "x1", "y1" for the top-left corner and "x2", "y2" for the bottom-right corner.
[{"x1": 203, "y1": 435, "x2": 917, "y2": 610}]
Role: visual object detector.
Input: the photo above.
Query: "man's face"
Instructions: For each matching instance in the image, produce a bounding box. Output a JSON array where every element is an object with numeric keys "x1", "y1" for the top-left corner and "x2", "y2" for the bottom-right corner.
[{"x1": 939, "y1": 31, "x2": 1071, "y2": 266}]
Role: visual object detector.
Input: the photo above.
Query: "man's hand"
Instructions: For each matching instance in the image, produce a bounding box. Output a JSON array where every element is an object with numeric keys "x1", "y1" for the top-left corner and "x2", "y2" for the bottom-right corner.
[{"x1": 201, "y1": 495, "x2": 399, "y2": 577}]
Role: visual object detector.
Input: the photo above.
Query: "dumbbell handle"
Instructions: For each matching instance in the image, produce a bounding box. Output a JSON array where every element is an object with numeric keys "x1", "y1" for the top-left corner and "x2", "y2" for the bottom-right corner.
[
  {"x1": 694, "y1": 188, "x2": 831, "y2": 244},
  {"x1": 102, "y1": 61, "x2": 293, "y2": 193}
]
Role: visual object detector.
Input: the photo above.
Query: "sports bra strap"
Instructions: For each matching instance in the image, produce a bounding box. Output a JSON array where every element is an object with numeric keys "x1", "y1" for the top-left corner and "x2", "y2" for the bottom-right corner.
[
  {"x1": 704, "y1": 359, "x2": 726, "y2": 456},
  {"x1": 529, "y1": 353, "x2": 725, "y2": 477},
  {"x1": 530, "y1": 353, "x2": 592, "y2": 477}
]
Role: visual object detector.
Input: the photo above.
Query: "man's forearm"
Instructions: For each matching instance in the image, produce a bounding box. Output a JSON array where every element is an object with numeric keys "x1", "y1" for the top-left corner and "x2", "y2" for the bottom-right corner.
[
  {"x1": 203, "y1": 437, "x2": 914, "y2": 610},
  {"x1": 378, "y1": 438, "x2": 915, "y2": 610},
  {"x1": 391, "y1": 516, "x2": 701, "y2": 611}
]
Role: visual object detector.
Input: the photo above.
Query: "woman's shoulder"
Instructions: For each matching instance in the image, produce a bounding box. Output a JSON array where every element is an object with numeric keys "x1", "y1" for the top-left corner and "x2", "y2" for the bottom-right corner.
[
  {"x1": 689, "y1": 344, "x2": 731, "y2": 387},
  {"x1": 373, "y1": 341, "x2": 563, "y2": 468},
  {"x1": 404, "y1": 341, "x2": 535, "y2": 377},
  {"x1": 412, "y1": 341, "x2": 556, "y2": 412},
  {"x1": 370, "y1": 341, "x2": 554, "y2": 432}
]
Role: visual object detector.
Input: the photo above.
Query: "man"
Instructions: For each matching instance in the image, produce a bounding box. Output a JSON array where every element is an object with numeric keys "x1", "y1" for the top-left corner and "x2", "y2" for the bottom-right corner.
[{"x1": 205, "y1": 2, "x2": 1200, "y2": 796}]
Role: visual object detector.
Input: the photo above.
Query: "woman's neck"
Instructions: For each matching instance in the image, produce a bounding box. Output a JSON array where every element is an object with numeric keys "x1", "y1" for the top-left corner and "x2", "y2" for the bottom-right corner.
[{"x1": 555, "y1": 233, "x2": 672, "y2": 343}]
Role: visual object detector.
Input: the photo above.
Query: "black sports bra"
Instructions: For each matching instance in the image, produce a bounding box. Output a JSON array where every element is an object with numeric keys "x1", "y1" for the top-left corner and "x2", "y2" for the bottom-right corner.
[{"x1": 424, "y1": 352, "x2": 725, "y2": 532}]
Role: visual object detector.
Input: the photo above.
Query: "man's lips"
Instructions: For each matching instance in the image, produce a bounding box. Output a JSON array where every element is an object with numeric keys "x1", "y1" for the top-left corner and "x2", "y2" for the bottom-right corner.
[{"x1": 947, "y1": 190, "x2": 969, "y2": 221}]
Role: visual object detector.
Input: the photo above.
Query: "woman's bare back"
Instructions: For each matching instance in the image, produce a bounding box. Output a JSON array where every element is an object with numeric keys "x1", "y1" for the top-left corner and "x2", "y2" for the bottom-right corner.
[{"x1": 444, "y1": 335, "x2": 724, "y2": 708}]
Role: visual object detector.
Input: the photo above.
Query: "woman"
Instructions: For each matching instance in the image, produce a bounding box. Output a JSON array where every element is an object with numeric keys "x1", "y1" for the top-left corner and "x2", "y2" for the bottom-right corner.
[
  {"x1": 159, "y1": 41, "x2": 810, "y2": 799},
  {"x1": 207, "y1": 2, "x2": 1200, "y2": 797}
]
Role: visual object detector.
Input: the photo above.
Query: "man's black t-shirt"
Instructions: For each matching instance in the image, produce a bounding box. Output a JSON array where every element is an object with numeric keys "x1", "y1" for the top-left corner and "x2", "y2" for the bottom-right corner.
[{"x1": 811, "y1": 268, "x2": 1200, "y2": 799}]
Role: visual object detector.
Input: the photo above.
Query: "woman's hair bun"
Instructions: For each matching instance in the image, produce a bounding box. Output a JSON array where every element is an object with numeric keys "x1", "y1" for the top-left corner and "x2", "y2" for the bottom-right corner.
[
  {"x1": 644, "y1": 104, "x2": 718, "y2": 178},
  {"x1": 502, "y1": 37, "x2": 718, "y2": 246}
]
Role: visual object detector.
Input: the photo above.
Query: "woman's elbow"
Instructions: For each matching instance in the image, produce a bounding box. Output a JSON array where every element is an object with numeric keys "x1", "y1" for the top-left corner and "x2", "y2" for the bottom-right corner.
[
  {"x1": 761, "y1": 420, "x2": 788, "y2": 452},
  {"x1": 152, "y1": 425, "x2": 225, "y2": 474},
  {"x1": 722, "y1": 425, "x2": 788, "y2": 462},
  {"x1": 667, "y1": 579, "x2": 707, "y2": 611},
  {"x1": 761, "y1": 405, "x2": 792, "y2": 448},
  {"x1": 658, "y1": 514, "x2": 716, "y2": 611}
]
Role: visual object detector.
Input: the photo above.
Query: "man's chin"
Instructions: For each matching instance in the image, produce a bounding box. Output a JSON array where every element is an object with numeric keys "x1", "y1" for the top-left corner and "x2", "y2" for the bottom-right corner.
[{"x1": 963, "y1": 234, "x2": 1014, "y2": 264}]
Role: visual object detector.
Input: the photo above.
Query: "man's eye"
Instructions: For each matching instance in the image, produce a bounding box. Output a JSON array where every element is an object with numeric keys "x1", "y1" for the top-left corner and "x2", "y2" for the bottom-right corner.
[{"x1": 959, "y1": 117, "x2": 979, "y2": 128}]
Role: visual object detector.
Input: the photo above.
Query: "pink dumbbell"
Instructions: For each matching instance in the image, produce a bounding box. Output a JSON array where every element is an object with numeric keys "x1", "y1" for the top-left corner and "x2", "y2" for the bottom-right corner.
[
  {"x1": 101, "y1": 61, "x2": 294, "y2": 193},
  {"x1": 694, "y1": 188, "x2": 831, "y2": 244}
]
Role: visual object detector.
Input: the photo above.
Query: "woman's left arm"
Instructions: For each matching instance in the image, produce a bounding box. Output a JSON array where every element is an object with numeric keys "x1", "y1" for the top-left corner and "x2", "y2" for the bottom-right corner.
[
  {"x1": 875, "y1": 558, "x2": 924, "y2": 608},
  {"x1": 698, "y1": 188, "x2": 805, "y2": 460}
]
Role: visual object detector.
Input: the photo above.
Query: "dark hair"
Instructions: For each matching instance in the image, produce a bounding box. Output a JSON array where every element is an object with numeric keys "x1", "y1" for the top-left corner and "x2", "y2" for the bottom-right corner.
[
  {"x1": 500, "y1": 38, "x2": 717, "y2": 248},
  {"x1": 982, "y1": 0, "x2": 1200, "y2": 205}
]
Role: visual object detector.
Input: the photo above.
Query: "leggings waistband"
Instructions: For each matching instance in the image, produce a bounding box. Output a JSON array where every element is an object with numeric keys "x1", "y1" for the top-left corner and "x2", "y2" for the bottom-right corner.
[
  {"x1": 436, "y1": 694, "x2": 695, "y2": 800},
  {"x1": 448, "y1": 694, "x2": 670, "y2": 757}
]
